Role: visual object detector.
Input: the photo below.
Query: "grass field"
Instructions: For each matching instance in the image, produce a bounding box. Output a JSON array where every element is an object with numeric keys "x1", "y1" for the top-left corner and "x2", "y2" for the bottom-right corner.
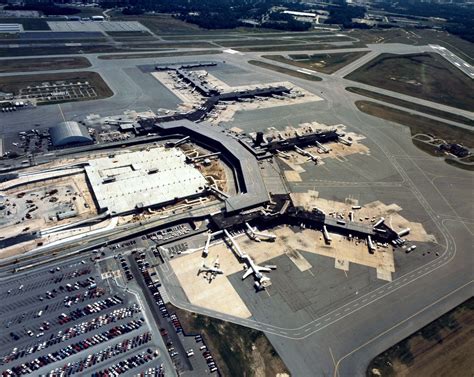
[
  {"x1": 367, "y1": 297, "x2": 474, "y2": 377},
  {"x1": 0, "y1": 18, "x2": 50, "y2": 30},
  {"x1": 0, "y1": 45, "x2": 174, "y2": 57},
  {"x1": 133, "y1": 41, "x2": 216, "y2": 49},
  {"x1": 445, "y1": 157, "x2": 474, "y2": 171},
  {"x1": 0, "y1": 38, "x2": 107, "y2": 45},
  {"x1": 217, "y1": 37, "x2": 353, "y2": 47},
  {"x1": 161, "y1": 31, "x2": 335, "y2": 41},
  {"x1": 217, "y1": 39, "x2": 301, "y2": 47},
  {"x1": 171, "y1": 305, "x2": 289, "y2": 377},
  {"x1": 105, "y1": 30, "x2": 152, "y2": 37},
  {"x1": 0, "y1": 57, "x2": 91, "y2": 74},
  {"x1": 248, "y1": 59, "x2": 322, "y2": 81},
  {"x1": 0, "y1": 71, "x2": 113, "y2": 101},
  {"x1": 355, "y1": 101, "x2": 474, "y2": 148},
  {"x1": 262, "y1": 51, "x2": 368, "y2": 74},
  {"x1": 98, "y1": 49, "x2": 222, "y2": 60},
  {"x1": 111, "y1": 14, "x2": 202, "y2": 34},
  {"x1": 346, "y1": 53, "x2": 474, "y2": 111},
  {"x1": 238, "y1": 42, "x2": 365, "y2": 52},
  {"x1": 348, "y1": 28, "x2": 474, "y2": 65},
  {"x1": 346, "y1": 87, "x2": 474, "y2": 127}
]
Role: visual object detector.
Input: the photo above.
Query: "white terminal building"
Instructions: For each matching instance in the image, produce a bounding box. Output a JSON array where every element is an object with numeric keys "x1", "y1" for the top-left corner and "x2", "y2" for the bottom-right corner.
[{"x1": 85, "y1": 147, "x2": 208, "y2": 215}]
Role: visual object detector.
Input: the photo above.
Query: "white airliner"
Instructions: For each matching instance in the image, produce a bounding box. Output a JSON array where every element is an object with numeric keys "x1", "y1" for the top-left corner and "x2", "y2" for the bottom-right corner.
[{"x1": 241, "y1": 255, "x2": 272, "y2": 280}]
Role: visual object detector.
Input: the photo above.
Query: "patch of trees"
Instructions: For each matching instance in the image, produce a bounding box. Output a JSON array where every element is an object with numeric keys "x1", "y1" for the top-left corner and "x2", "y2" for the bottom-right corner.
[
  {"x1": 377, "y1": 1, "x2": 474, "y2": 42},
  {"x1": 325, "y1": 4, "x2": 365, "y2": 27},
  {"x1": 4, "y1": 4, "x2": 80, "y2": 16},
  {"x1": 119, "y1": 0, "x2": 279, "y2": 29},
  {"x1": 262, "y1": 12, "x2": 311, "y2": 31},
  {"x1": 122, "y1": 7, "x2": 144, "y2": 16}
]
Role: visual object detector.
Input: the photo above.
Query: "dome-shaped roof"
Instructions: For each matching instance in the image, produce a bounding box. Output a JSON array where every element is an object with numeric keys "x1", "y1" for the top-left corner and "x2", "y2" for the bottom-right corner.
[{"x1": 50, "y1": 121, "x2": 92, "y2": 147}]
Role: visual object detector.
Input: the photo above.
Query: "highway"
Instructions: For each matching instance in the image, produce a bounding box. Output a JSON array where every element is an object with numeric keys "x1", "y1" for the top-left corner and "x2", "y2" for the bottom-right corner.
[{"x1": 0, "y1": 201, "x2": 223, "y2": 276}]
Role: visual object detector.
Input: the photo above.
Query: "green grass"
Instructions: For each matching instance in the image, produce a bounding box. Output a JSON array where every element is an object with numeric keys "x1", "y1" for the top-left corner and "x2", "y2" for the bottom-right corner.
[
  {"x1": 248, "y1": 59, "x2": 322, "y2": 81},
  {"x1": 445, "y1": 157, "x2": 474, "y2": 171},
  {"x1": 0, "y1": 57, "x2": 91, "y2": 74},
  {"x1": 355, "y1": 100, "x2": 473, "y2": 169},
  {"x1": 0, "y1": 17, "x2": 51, "y2": 30},
  {"x1": 346, "y1": 53, "x2": 474, "y2": 111},
  {"x1": 262, "y1": 51, "x2": 368, "y2": 74},
  {"x1": 238, "y1": 42, "x2": 365, "y2": 52},
  {"x1": 346, "y1": 87, "x2": 474, "y2": 127},
  {"x1": 218, "y1": 39, "x2": 301, "y2": 47},
  {"x1": 355, "y1": 101, "x2": 474, "y2": 148},
  {"x1": 367, "y1": 297, "x2": 474, "y2": 377},
  {"x1": 98, "y1": 49, "x2": 222, "y2": 60}
]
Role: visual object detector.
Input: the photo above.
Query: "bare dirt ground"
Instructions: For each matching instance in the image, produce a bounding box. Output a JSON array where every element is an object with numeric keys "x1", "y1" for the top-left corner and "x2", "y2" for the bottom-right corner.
[{"x1": 0, "y1": 173, "x2": 96, "y2": 239}]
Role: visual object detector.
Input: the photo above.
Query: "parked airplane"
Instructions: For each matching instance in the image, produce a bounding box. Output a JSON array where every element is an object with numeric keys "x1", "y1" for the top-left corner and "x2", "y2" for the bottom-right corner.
[
  {"x1": 241, "y1": 255, "x2": 272, "y2": 280},
  {"x1": 245, "y1": 223, "x2": 276, "y2": 242},
  {"x1": 198, "y1": 257, "x2": 223, "y2": 282},
  {"x1": 295, "y1": 145, "x2": 319, "y2": 163}
]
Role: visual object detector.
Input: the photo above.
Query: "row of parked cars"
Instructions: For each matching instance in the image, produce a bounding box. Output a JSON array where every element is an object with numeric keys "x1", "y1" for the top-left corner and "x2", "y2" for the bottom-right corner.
[
  {"x1": 91, "y1": 346, "x2": 160, "y2": 377},
  {"x1": 4, "y1": 320, "x2": 145, "y2": 376},
  {"x1": 58, "y1": 296, "x2": 123, "y2": 325},
  {"x1": 137, "y1": 253, "x2": 219, "y2": 375},
  {"x1": 192, "y1": 334, "x2": 218, "y2": 374},
  {"x1": 3, "y1": 305, "x2": 140, "y2": 365},
  {"x1": 116, "y1": 254, "x2": 134, "y2": 281},
  {"x1": 45, "y1": 333, "x2": 153, "y2": 377}
]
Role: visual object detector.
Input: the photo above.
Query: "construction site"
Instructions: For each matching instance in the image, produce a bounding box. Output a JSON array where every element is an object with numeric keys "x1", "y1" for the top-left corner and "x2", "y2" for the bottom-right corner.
[{"x1": 0, "y1": 140, "x2": 231, "y2": 259}]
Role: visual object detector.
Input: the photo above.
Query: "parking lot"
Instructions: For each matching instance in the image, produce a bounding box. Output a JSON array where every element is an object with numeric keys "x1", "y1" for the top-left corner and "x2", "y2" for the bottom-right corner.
[
  {"x1": 0, "y1": 256, "x2": 166, "y2": 376},
  {"x1": 17, "y1": 80, "x2": 97, "y2": 104},
  {"x1": 98, "y1": 229, "x2": 220, "y2": 376},
  {"x1": 128, "y1": 247, "x2": 219, "y2": 375}
]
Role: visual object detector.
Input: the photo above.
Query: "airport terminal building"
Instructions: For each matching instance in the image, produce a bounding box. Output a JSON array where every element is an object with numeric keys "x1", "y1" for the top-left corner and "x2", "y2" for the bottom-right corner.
[{"x1": 85, "y1": 147, "x2": 207, "y2": 215}]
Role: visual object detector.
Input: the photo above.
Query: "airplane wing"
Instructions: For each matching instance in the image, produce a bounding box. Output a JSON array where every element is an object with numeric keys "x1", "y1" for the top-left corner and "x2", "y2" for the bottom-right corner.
[
  {"x1": 256, "y1": 266, "x2": 271, "y2": 273},
  {"x1": 242, "y1": 268, "x2": 253, "y2": 280}
]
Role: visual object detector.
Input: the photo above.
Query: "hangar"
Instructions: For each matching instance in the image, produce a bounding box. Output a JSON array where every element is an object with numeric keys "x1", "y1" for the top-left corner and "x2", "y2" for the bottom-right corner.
[
  {"x1": 85, "y1": 147, "x2": 208, "y2": 215},
  {"x1": 50, "y1": 121, "x2": 93, "y2": 147}
]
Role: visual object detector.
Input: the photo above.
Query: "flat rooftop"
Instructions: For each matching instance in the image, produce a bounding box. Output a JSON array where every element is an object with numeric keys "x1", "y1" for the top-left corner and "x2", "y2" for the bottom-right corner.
[
  {"x1": 85, "y1": 147, "x2": 207, "y2": 214},
  {"x1": 155, "y1": 119, "x2": 270, "y2": 213}
]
